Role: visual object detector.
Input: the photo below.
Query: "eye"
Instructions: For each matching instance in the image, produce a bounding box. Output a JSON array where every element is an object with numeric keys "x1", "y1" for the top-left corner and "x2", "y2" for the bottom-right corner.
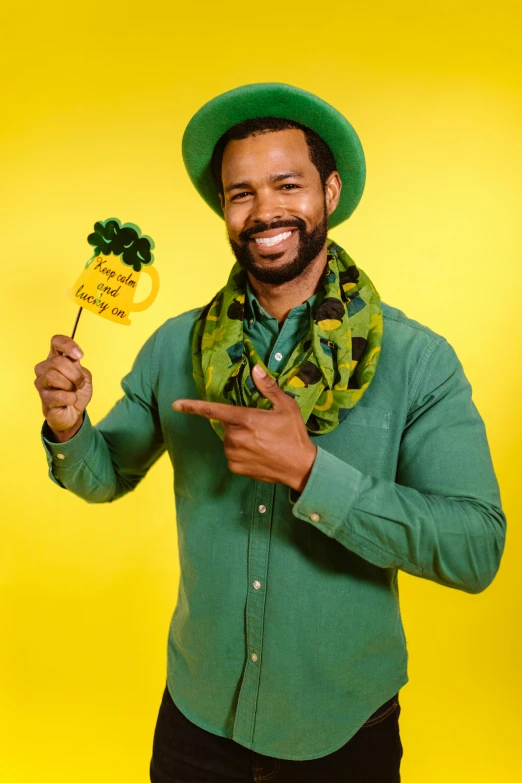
[
  {"x1": 281, "y1": 183, "x2": 300, "y2": 190},
  {"x1": 231, "y1": 191, "x2": 251, "y2": 201}
]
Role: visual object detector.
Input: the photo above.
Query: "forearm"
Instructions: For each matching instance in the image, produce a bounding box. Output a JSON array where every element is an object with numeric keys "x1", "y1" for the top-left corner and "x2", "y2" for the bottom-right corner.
[
  {"x1": 42, "y1": 411, "x2": 133, "y2": 502},
  {"x1": 290, "y1": 446, "x2": 506, "y2": 594}
]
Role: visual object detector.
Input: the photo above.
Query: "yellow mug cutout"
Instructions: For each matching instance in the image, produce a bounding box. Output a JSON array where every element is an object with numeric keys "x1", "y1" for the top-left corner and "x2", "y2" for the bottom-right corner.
[{"x1": 68, "y1": 253, "x2": 159, "y2": 325}]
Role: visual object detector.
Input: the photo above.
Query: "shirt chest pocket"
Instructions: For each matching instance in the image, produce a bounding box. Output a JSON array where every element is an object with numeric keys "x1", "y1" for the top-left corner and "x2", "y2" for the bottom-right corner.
[{"x1": 312, "y1": 404, "x2": 393, "y2": 479}]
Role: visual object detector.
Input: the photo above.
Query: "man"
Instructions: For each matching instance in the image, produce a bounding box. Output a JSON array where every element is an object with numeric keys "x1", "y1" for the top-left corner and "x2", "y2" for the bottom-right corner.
[{"x1": 35, "y1": 83, "x2": 506, "y2": 782}]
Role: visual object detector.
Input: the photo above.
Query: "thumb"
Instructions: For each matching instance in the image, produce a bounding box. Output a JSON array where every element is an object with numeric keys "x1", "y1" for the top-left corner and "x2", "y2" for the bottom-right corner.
[{"x1": 252, "y1": 364, "x2": 288, "y2": 410}]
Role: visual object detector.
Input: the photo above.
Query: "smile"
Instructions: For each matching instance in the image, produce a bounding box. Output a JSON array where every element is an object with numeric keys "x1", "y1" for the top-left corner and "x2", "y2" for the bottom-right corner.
[{"x1": 253, "y1": 231, "x2": 294, "y2": 248}]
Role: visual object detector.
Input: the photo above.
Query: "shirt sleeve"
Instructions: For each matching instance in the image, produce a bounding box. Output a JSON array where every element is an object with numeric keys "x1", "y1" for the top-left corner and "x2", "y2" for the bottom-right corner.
[
  {"x1": 40, "y1": 326, "x2": 166, "y2": 503},
  {"x1": 289, "y1": 337, "x2": 507, "y2": 594}
]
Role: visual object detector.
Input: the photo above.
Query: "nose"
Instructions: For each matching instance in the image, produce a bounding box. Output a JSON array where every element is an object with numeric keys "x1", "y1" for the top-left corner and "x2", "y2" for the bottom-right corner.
[{"x1": 250, "y1": 187, "x2": 284, "y2": 226}]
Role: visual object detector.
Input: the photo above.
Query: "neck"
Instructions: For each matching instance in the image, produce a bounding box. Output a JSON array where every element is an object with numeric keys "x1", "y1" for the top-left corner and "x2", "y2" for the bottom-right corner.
[{"x1": 247, "y1": 246, "x2": 328, "y2": 327}]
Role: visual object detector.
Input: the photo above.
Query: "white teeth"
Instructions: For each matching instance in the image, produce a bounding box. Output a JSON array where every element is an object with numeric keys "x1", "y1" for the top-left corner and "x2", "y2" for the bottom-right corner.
[{"x1": 254, "y1": 231, "x2": 292, "y2": 247}]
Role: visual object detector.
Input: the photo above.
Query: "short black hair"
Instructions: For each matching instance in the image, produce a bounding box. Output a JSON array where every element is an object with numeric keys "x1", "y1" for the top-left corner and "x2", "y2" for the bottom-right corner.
[{"x1": 210, "y1": 116, "x2": 337, "y2": 197}]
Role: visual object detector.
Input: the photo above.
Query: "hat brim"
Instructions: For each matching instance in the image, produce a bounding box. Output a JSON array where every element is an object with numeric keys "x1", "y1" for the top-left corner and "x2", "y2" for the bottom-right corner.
[{"x1": 182, "y1": 82, "x2": 365, "y2": 229}]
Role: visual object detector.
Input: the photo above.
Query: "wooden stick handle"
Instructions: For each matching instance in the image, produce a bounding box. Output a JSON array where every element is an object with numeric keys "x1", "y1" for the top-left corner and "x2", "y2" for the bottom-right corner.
[{"x1": 71, "y1": 307, "x2": 83, "y2": 340}]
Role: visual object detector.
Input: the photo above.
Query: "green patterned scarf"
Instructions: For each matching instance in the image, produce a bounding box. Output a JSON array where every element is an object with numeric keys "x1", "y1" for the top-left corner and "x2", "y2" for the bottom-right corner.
[{"x1": 191, "y1": 238, "x2": 383, "y2": 440}]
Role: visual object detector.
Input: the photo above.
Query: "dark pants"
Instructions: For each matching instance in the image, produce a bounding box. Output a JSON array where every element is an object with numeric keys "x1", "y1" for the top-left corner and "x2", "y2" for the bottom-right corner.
[{"x1": 150, "y1": 684, "x2": 403, "y2": 782}]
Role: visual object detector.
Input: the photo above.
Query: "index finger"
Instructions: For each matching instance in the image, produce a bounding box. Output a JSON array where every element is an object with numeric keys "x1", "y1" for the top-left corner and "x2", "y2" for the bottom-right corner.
[
  {"x1": 49, "y1": 334, "x2": 83, "y2": 360},
  {"x1": 173, "y1": 399, "x2": 249, "y2": 425}
]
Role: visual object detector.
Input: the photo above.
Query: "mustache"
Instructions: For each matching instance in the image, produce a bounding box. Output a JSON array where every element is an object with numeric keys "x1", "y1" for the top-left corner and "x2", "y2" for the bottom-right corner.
[{"x1": 238, "y1": 218, "x2": 306, "y2": 243}]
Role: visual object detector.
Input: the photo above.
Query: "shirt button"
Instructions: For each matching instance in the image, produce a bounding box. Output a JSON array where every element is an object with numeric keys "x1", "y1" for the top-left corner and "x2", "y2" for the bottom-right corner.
[
  {"x1": 258, "y1": 504, "x2": 267, "y2": 514},
  {"x1": 252, "y1": 580, "x2": 261, "y2": 590},
  {"x1": 310, "y1": 513, "x2": 321, "y2": 522},
  {"x1": 56, "y1": 454, "x2": 65, "y2": 460},
  {"x1": 251, "y1": 653, "x2": 258, "y2": 662},
  {"x1": 274, "y1": 352, "x2": 283, "y2": 361}
]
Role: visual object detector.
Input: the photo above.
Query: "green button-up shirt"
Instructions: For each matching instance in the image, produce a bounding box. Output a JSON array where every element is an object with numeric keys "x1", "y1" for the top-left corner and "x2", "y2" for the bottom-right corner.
[
  {"x1": 243, "y1": 277, "x2": 322, "y2": 373},
  {"x1": 40, "y1": 288, "x2": 506, "y2": 761}
]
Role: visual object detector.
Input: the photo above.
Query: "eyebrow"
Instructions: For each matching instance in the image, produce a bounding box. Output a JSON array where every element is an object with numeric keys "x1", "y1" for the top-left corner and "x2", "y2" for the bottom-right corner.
[{"x1": 225, "y1": 171, "x2": 305, "y2": 193}]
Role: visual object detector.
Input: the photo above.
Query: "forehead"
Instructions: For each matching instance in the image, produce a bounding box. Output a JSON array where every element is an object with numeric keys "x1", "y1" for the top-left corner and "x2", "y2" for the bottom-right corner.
[{"x1": 220, "y1": 128, "x2": 313, "y2": 181}]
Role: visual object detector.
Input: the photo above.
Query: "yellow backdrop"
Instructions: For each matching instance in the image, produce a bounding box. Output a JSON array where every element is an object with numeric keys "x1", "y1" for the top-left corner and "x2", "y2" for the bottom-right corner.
[{"x1": 2, "y1": 1, "x2": 520, "y2": 781}]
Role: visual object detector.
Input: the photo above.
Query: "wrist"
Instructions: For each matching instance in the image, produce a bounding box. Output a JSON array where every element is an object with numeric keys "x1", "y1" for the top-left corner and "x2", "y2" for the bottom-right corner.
[
  {"x1": 48, "y1": 416, "x2": 83, "y2": 443},
  {"x1": 290, "y1": 444, "x2": 317, "y2": 493}
]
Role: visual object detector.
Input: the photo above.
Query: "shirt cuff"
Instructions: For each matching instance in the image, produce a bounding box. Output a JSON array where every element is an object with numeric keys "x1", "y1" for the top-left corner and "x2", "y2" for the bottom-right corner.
[
  {"x1": 289, "y1": 445, "x2": 363, "y2": 538},
  {"x1": 41, "y1": 411, "x2": 95, "y2": 484}
]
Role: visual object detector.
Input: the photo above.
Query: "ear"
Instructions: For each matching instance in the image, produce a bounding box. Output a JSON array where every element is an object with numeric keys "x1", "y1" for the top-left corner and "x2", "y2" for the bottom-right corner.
[
  {"x1": 218, "y1": 191, "x2": 224, "y2": 211},
  {"x1": 325, "y1": 171, "x2": 342, "y2": 218}
]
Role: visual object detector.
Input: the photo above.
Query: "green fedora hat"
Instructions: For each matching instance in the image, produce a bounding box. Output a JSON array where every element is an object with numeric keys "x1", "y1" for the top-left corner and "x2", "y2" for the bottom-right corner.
[{"x1": 182, "y1": 82, "x2": 366, "y2": 229}]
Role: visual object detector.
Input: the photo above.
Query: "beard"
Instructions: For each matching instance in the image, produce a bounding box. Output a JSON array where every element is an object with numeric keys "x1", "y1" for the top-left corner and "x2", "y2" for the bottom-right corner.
[{"x1": 226, "y1": 202, "x2": 328, "y2": 285}]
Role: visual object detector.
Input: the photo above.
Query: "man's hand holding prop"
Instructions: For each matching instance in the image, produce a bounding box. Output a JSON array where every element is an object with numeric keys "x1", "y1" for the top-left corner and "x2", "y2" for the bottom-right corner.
[
  {"x1": 173, "y1": 364, "x2": 318, "y2": 493},
  {"x1": 34, "y1": 218, "x2": 158, "y2": 442}
]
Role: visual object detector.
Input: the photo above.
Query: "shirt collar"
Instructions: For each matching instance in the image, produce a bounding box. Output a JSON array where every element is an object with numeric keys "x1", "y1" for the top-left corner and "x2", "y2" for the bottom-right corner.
[{"x1": 244, "y1": 277, "x2": 322, "y2": 327}]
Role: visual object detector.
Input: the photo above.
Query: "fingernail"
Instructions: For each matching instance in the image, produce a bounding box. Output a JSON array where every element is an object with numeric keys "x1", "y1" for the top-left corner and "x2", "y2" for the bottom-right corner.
[
  {"x1": 254, "y1": 364, "x2": 267, "y2": 377},
  {"x1": 173, "y1": 401, "x2": 183, "y2": 411},
  {"x1": 71, "y1": 348, "x2": 83, "y2": 359}
]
